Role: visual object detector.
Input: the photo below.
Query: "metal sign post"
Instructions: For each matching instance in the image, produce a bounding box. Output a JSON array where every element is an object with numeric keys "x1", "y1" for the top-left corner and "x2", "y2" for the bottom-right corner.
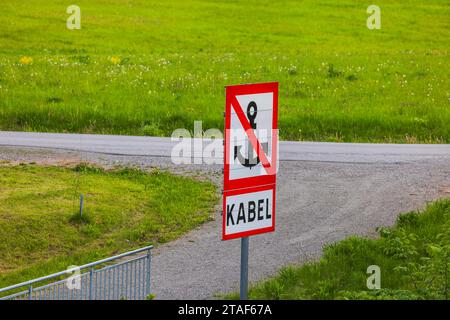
[
  {"x1": 240, "y1": 237, "x2": 249, "y2": 300},
  {"x1": 222, "y1": 82, "x2": 279, "y2": 301}
]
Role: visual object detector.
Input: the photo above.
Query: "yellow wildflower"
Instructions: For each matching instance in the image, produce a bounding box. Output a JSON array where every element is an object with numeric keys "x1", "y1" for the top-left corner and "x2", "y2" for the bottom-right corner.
[
  {"x1": 110, "y1": 56, "x2": 121, "y2": 65},
  {"x1": 19, "y1": 56, "x2": 33, "y2": 65}
]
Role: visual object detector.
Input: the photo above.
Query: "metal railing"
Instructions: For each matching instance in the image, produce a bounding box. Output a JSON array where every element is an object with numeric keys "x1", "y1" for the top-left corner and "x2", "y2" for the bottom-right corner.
[{"x1": 0, "y1": 245, "x2": 153, "y2": 300}]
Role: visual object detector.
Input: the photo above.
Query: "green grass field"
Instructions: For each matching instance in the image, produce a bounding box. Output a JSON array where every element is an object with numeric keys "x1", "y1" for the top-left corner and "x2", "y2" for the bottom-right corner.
[
  {"x1": 0, "y1": 0, "x2": 448, "y2": 142},
  {"x1": 0, "y1": 164, "x2": 217, "y2": 287},
  {"x1": 230, "y1": 200, "x2": 450, "y2": 300}
]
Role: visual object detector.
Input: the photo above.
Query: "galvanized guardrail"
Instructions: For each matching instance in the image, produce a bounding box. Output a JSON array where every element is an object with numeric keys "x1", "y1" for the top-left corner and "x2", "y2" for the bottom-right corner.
[{"x1": 0, "y1": 245, "x2": 153, "y2": 300}]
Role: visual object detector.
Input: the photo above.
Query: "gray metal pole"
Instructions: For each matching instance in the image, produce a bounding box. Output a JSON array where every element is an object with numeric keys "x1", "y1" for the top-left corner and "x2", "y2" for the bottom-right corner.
[
  {"x1": 89, "y1": 267, "x2": 94, "y2": 300},
  {"x1": 146, "y1": 249, "x2": 151, "y2": 297},
  {"x1": 79, "y1": 194, "x2": 84, "y2": 217},
  {"x1": 240, "y1": 237, "x2": 249, "y2": 300}
]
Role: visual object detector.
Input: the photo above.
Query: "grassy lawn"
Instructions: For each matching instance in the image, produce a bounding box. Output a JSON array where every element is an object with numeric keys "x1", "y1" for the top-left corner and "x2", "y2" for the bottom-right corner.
[
  {"x1": 231, "y1": 199, "x2": 450, "y2": 300},
  {"x1": 0, "y1": 0, "x2": 448, "y2": 142},
  {"x1": 0, "y1": 164, "x2": 218, "y2": 288}
]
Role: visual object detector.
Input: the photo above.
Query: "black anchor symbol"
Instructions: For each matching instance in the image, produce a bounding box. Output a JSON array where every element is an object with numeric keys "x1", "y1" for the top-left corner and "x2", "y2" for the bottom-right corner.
[{"x1": 234, "y1": 101, "x2": 269, "y2": 169}]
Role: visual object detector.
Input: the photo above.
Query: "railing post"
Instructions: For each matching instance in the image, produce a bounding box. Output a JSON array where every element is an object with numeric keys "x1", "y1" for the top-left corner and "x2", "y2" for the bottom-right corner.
[
  {"x1": 89, "y1": 268, "x2": 94, "y2": 300},
  {"x1": 28, "y1": 285, "x2": 33, "y2": 300},
  {"x1": 145, "y1": 249, "x2": 151, "y2": 297}
]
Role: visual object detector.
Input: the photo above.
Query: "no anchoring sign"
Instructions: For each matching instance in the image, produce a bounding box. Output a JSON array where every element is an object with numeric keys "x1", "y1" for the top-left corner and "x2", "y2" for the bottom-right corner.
[{"x1": 223, "y1": 82, "x2": 278, "y2": 240}]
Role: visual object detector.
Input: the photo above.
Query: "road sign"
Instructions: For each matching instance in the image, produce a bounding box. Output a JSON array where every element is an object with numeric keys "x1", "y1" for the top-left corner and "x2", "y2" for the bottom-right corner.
[
  {"x1": 223, "y1": 82, "x2": 278, "y2": 241},
  {"x1": 223, "y1": 184, "x2": 276, "y2": 240}
]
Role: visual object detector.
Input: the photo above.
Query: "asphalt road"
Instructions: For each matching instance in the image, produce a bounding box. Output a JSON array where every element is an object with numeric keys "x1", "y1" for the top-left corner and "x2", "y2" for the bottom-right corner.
[
  {"x1": 0, "y1": 131, "x2": 449, "y2": 163},
  {"x1": 0, "y1": 131, "x2": 449, "y2": 299}
]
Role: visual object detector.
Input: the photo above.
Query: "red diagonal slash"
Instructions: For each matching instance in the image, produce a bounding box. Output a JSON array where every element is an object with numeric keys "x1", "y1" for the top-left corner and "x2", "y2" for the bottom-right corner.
[{"x1": 231, "y1": 95, "x2": 277, "y2": 176}]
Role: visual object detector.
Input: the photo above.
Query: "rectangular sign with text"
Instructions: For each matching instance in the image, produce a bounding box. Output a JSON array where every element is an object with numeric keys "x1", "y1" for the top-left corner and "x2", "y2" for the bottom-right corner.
[{"x1": 223, "y1": 185, "x2": 275, "y2": 240}]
